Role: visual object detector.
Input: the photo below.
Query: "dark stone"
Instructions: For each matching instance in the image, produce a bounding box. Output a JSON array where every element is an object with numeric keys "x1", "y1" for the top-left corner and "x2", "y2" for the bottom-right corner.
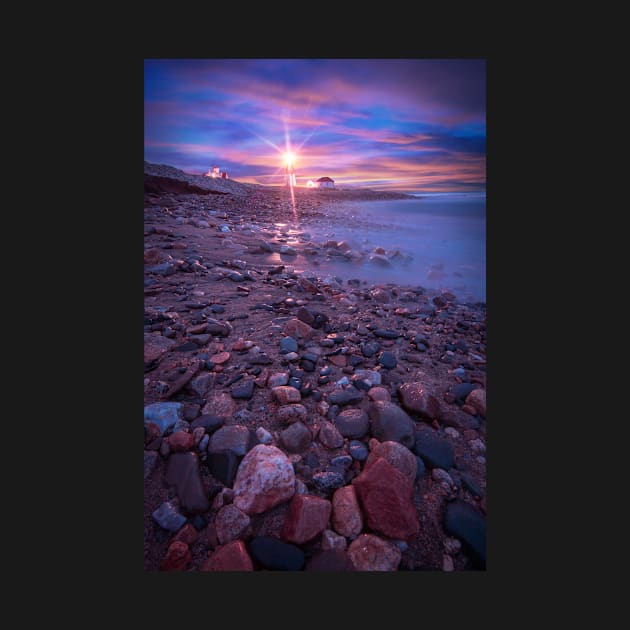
[
  {"x1": 373, "y1": 329, "x2": 399, "y2": 339},
  {"x1": 288, "y1": 377, "x2": 302, "y2": 390},
  {"x1": 280, "y1": 337, "x2": 299, "y2": 353},
  {"x1": 302, "y1": 352, "x2": 319, "y2": 364},
  {"x1": 165, "y1": 452, "x2": 210, "y2": 514},
  {"x1": 301, "y1": 360, "x2": 316, "y2": 372},
  {"x1": 249, "y1": 354, "x2": 273, "y2": 365},
  {"x1": 443, "y1": 500, "x2": 486, "y2": 569},
  {"x1": 208, "y1": 451, "x2": 242, "y2": 487},
  {"x1": 415, "y1": 456, "x2": 426, "y2": 479},
  {"x1": 296, "y1": 307, "x2": 315, "y2": 326},
  {"x1": 433, "y1": 296, "x2": 447, "y2": 307},
  {"x1": 251, "y1": 367, "x2": 262, "y2": 376},
  {"x1": 183, "y1": 403, "x2": 200, "y2": 421},
  {"x1": 190, "y1": 514, "x2": 206, "y2": 530},
  {"x1": 378, "y1": 351, "x2": 397, "y2": 369},
  {"x1": 231, "y1": 379, "x2": 255, "y2": 400},
  {"x1": 312, "y1": 313, "x2": 329, "y2": 329},
  {"x1": 191, "y1": 414, "x2": 225, "y2": 433},
  {"x1": 248, "y1": 536, "x2": 305, "y2": 571},
  {"x1": 304, "y1": 452, "x2": 319, "y2": 469},
  {"x1": 328, "y1": 387, "x2": 363, "y2": 406},
  {"x1": 414, "y1": 427, "x2": 455, "y2": 469},
  {"x1": 452, "y1": 383, "x2": 479, "y2": 405},
  {"x1": 175, "y1": 341, "x2": 198, "y2": 352},
  {"x1": 312, "y1": 471, "x2": 345, "y2": 494},
  {"x1": 413, "y1": 335, "x2": 430, "y2": 348},
  {"x1": 361, "y1": 340, "x2": 381, "y2": 358},
  {"x1": 349, "y1": 440, "x2": 369, "y2": 461},
  {"x1": 460, "y1": 471, "x2": 484, "y2": 498},
  {"x1": 306, "y1": 549, "x2": 355, "y2": 572},
  {"x1": 334, "y1": 408, "x2": 369, "y2": 439},
  {"x1": 330, "y1": 455, "x2": 353, "y2": 470},
  {"x1": 454, "y1": 340, "x2": 469, "y2": 353},
  {"x1": 347, "y1": 355, "x2": 364, "y2": 367},
  {"x1": 320, "y1": 366, "x2": 332, "y2": 376},
  {"x1": 368, "y1": 401, "x2": 416, "y2": 448},
  {"x1": 280, "y1": 422, "x2": 312, "y2": 453}
]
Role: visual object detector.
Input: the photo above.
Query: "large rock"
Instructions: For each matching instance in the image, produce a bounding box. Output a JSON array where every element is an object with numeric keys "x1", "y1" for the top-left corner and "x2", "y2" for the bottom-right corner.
[
  {"x1": 281, "y1": 494, "x2": 332, "y2": 544},
  {"x1": 443, "y1": 500, "x2": 486, "y2": 569},
  {"x1": 465, "y1": 388, "x2": 486, "y2": 417},
  {"x1": 335, "y1": 408, "x2": 369, "y2": 439},
  {"x1": 414, "y1": 427, "x2": 455, "y2": 469},
  {"x1": 144, "y1": 333, "x2": 176, "y2": 366},
  {"x1": 398, "y1": 382, "x2": 442, "y2": 420},
  {"x1": 207, "y1": 425, "x2": 252, "y2": 457},
  {"x1": 144, "y1": 402, "x2": 183, "y2": 436},
  {"x1": 165, "y1": 452, "x2": 209, "y2": 513},
  {"x1": 319, "y1": 420, "x2": 344, "y2": 449},
  {"x1": 190, "y1": 414, "x2": 224, "y2": 434},
  {"x1": 368, "y1": 401, "x2": 415, "y2": 448},
  {"x1": 167, "y1": 431, "x2": 194, "y2": 452},
  {"x1": 331, "y1": 485, "x2": 363, "y2": 538},
  {"x1": 282, "y1": 318, "x2": 314, "y2": 341},
  {"x1": 232, "y1": 445, "x2": 296, "y2": 515},
  {"x1": 352, "y1": 457, "x2": 419, "y2": 540},
  {"x1": 280, "y1": 422, "x2": 311, "y2": 453},
  {"x1": 207, "y1": 451, "x2": 241, "y2": 488},
  {"x1": 364, "y1": 440, "x2": 417, "y2": 483},
  {"x1": 347, "y1": 534, "x2": 401, "y2": 571},
  {"x1": 248, "y1": 536, "x2": 305, "y2": 570},
  {"x1": 215, "y1": 504, "x2": 251, "y2": 545},
  {"x1": 201, "y1": 540, "x2": 254, "y2": 571}
]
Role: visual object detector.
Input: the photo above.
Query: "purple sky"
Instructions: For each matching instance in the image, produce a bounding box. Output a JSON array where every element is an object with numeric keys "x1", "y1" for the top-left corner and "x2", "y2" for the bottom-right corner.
[{"x1": 144, "y1": 59, "x2": 485, "y2": 192}]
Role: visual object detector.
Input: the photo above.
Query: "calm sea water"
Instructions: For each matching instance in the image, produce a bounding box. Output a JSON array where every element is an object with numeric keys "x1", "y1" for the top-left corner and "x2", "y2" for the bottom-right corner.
[{"x1": 294, "y1": 192, "x2": 486, "y2": 303}]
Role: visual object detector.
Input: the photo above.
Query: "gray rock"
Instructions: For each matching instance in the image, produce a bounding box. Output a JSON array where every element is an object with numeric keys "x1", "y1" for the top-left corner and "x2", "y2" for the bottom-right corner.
[
  {"x1": 361, "y1": 340, "x2": 381, "y2": 358},
  {"x1": 208, "y1": 425, "x2": 252, "y2": 456},
  {"x1": 319, "y1": 420, "x2": 344, "y2": 449},
  {"x1": 349, "y1": 440, "x2": 369, "y2": 461},
  {"x1": 231, "y1": 379, "x2": 255, "y2": 400},
  {"x1": 280, "y1": 337, "x2": 299, "y2": 353},
  {"x1": 255, "y1": 427, "x2": 273, "y2": 445},
  {"x1": 190, "y1": 414, "x2": 224, "y2": 434},
  {"x1": 334, "y1": 408, "x2": 369, "y2": 439},
  {"x1": 328, "y1": 387, "x2": 363, "y2": 406},
  {"x1": 165, "y1": 452, "x2": 210, "y2": 513},
  {"x1": 414, "y1": 427, "x2": 455, "y2": 469},
  {"x1": 152, "y1": 501, "x2": 186, "y2": 532},
  {"x1": 280, "y1": 422, "x2": 312, "y2": 453},
  {"x1": 368, "y1": 401, "x2": 415, "y2": 448},
  {"x1": 378, "y1": 351, "x2": 397, "y2": 369},
  {"x1": 144, "y1": 402, "x2": 184, "y2": 435},
  {"x1": 312, "y1": 471, "x2": 345, "y2": 494}
]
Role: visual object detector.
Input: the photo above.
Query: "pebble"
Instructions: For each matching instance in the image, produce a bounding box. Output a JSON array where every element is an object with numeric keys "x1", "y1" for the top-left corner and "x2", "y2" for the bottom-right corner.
[
  {"x1": 268, "y1": 372, "x2": 289, "y2": 387},
  {"x1": 368, "y1": 401, "x2": 416, "y2": 448},
  {"x1": 443, "y1": 500, "x2": 486, "y2": 569},
  {"x1": 460, "y1": 471, "x2": 484, "y2": 498},
  {"x1": 378, "y1": 351, "x2": 397, "y2": 369},
  {"x1": 202, "y1": 540, "x2": 254, "y2": 571},
  {"x1": 255, "y1": 427, "x2": 273, "y2": 444},
  {"x1": 161, "y1": 541, "x2": 191, "y2": 571},
  {"x1": 144, "y1": 451, "x2": 158, "y2": 479},
  {"x1": 272, "y1": 386, "x2": 301, "y2": 404},
  {"x1": 349, "y1": 440, "x2": 369, "y2": 461},
  {"x1": 347, "y1": 534, "x2": 401, "y2": 571},
  {"x1": 280, "y1": 337, "x2": 299, "y2": 353},
  {"x1": 318, "y1": 420, "x2": 344, "y2": 449},
  {"x1": 281, "y1": 494, "x2": 332, "y2": 544},
  {"x1": 328, "y1": 387, "x2": 363, "y2": 406},
  {"x1": 414, "y1": 427, "x2": 455, "y2": 469},
  {"x1": 231, "y1": 379, "x2": 255, "y2": 400},
  {"x1": 334, "y1": 408, "x2": 369, "y2": 439},
  {"x1": 312, "y1": 471, "x2": 345, "y2": 494},
  {"x1": 144, "y1": 402, "x2": 183, "y2": 436},
  {"x1": 321, "y1": 529, "x2": 347, "y2": 551},
  {"x1": 280, "y1": 421, "x2": 312, "y2": 453},
  {"x1": 432, "y1": 468, "x2": 455, "y2": 486}
]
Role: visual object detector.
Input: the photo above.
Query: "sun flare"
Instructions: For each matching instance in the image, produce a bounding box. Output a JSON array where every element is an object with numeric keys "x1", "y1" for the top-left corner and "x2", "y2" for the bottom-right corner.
[{"x1": 283, "y1": 151, "x2": 295, "y2": 168}]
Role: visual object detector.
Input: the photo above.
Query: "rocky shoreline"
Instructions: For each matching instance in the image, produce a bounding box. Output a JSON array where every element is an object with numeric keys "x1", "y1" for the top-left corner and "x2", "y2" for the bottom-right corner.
[{"x1": 144, "y1": 163, "x2": 486, "y2": 571}]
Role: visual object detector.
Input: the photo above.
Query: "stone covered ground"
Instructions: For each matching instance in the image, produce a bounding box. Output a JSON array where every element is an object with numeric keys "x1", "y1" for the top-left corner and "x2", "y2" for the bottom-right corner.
[{"x1": 144, "y1": 163, "x2": 487, "y2": 571}]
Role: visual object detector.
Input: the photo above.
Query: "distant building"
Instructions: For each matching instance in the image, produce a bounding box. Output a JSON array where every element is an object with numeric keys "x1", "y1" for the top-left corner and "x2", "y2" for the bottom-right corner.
[
  {"x1": 205, "y1": 165, "x2": 228, "y2": 179},
  {"x1": 285, "y1": 165, "x2": 296, "y2": 187},
  {"x1": 316, "y1": 176, "x2": 335, "y2": 189}
]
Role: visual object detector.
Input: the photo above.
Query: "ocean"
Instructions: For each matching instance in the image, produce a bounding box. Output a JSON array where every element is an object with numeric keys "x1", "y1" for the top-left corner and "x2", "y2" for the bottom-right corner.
[{"x1": 291, "y1": 192, "x2": 486, "y2": 303}]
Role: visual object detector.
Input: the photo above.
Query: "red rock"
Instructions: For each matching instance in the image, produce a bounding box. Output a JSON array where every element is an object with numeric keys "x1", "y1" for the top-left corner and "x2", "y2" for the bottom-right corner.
[
  {"x1": 462, "y1": 404, "x2": 477, "y2": 415},
  {"x1": 174, "y1": 523, "x2": 198, "y2": 545},
  {"x1": 144, "y1": 248, "x2": 163, "y2": 264},
  {"x1": 202, "y1": 392, "x2": 236, "y2": 418},
  {"x1": 200, "y1": 541, "x2": 254, "y2": 571},
  {"x1": 352, "y1": 457, "x2": 419, "y2": 540},
  {"x1": 205, "y1": 523, "x2": 219, "y2": 550},
  {"x1": 186, "y1": 323, "x2": 209, "y2": 335},
  {"x1": 321, "y1": 528, "x2": 347, "y2": 551},
  {"x1": 319, "y1": 420, "x2": 344, "y2": 449},
  {"x1": 398, "y1": 382, "x2": 442, "y2": 420},
  {"x1": 144, "y1": 333, "x2": 176, "y2": 365},
  {"x1": 215, "y1": 504, "x2": 251, "y2": 545},
  {"x1": 329, "y1": 355, "x2": 347, "y2": 367},
  {"x1": 145, "y1": 422, "x2": 161, "y2": 443},
  {"x1": 281, "y1": 494, "x2": 331, "y2": 544},
  {"x1": 364, "y1": 440, "x2": 417, "y2": 483},
  {"x1": 168, "y1": 431, "x2": 194, "y2": 452},
  {"x1": 161, "y1": 541, "x2": 191, "y2": 571},
  {"x1": 210, "y1": 351, "x2": 230, "y2": 365},
  {"x1": 331, "y1": 485, "x2": 363, "y2": 538},
  {"x1": 465, "y1": 388, "x2": 486, "y2": 417},
  {"x1": 347, "y1": 534, "x2": 401, "y2": 571},
  {"x1": 282, "y1": 318, "x2": 314, "y2": 340},
  {"x1": 272, "y1": 386, "x2": 301, "y2": 405},
  {"x1": 232, "y1": 445, "x2": 296, "y2": 515}
]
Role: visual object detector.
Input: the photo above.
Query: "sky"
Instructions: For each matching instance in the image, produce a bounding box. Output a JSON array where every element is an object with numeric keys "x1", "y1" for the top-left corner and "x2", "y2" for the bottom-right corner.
[{"x1": 144, "y1": 59, "x2": 485, "y2": 193}]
